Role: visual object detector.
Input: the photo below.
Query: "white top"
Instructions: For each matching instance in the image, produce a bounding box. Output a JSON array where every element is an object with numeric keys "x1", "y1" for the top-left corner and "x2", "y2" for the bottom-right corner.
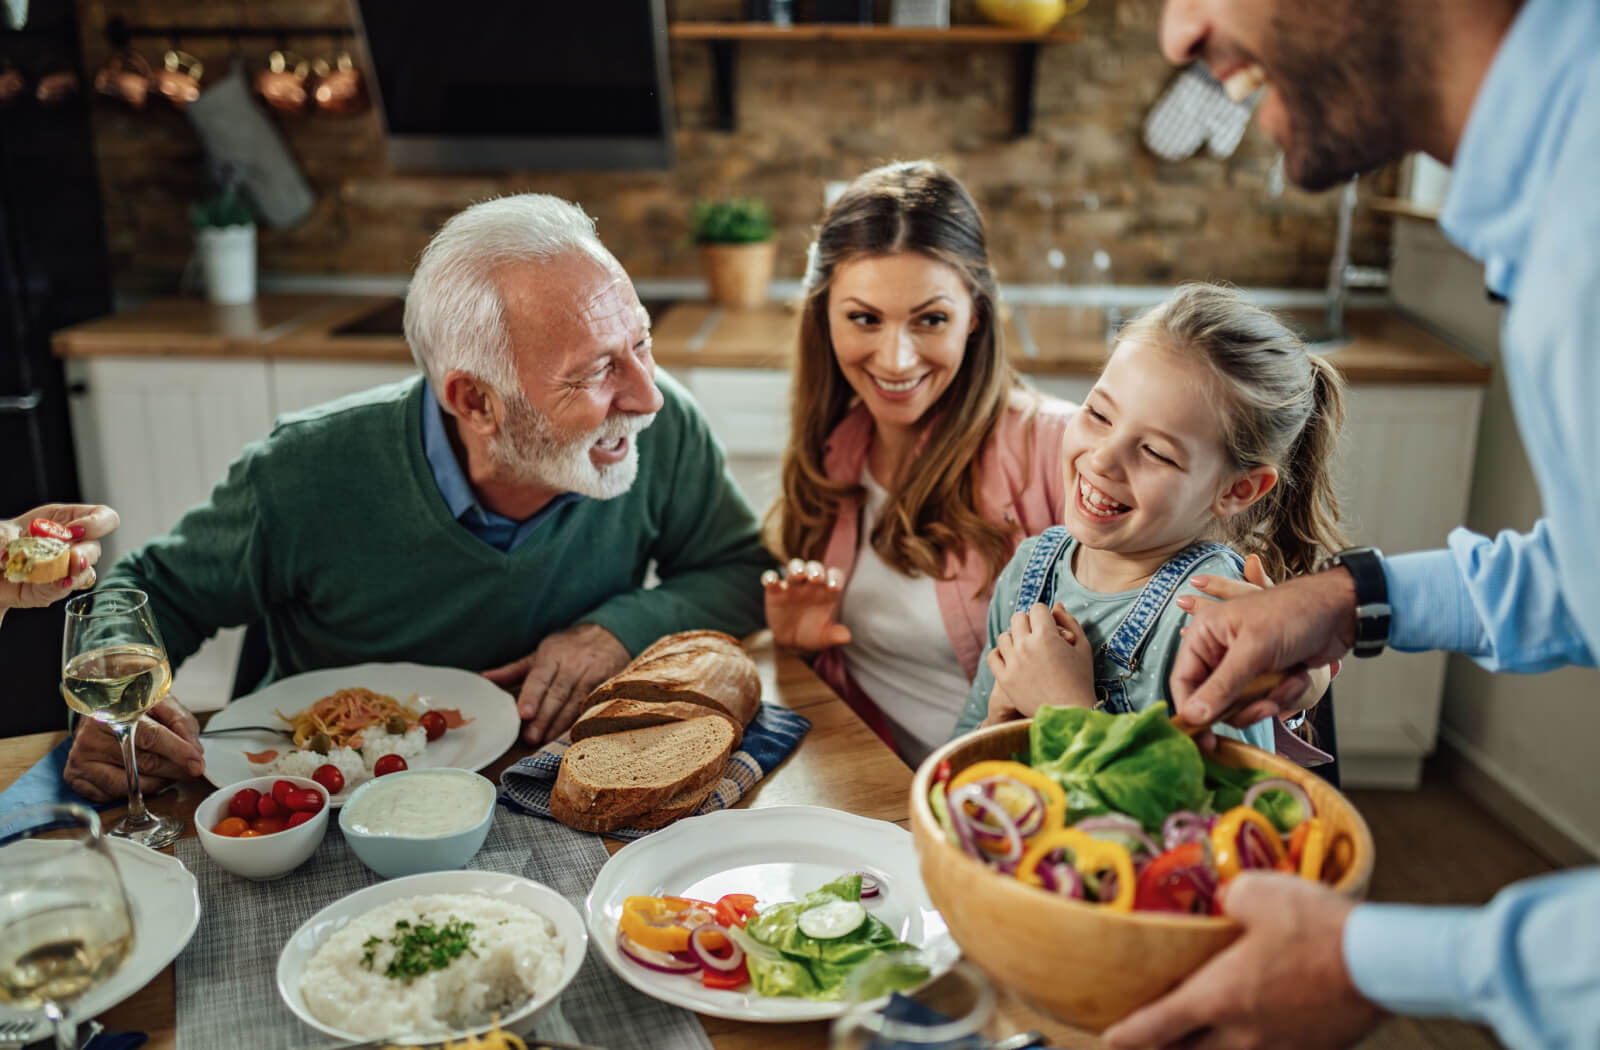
[{"x1": 838, "y1": 471, "x2": 971, "y2": 766}]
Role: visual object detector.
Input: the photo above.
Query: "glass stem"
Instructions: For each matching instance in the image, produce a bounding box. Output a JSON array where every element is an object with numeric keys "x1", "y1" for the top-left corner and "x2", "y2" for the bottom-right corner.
[
  {"x1": 111, "y1": 719, "x2": 151, "y2": 825},
  {"x1": 43, "y1": 999, "x2": 76, "y2": 1050}
]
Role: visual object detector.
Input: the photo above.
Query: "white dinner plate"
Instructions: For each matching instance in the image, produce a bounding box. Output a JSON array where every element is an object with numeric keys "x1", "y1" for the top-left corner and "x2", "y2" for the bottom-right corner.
[
  {"x1": 0, "y1": 839, "x2": 200, "y2": 1043},
  {"x1": 276, "y1": 870, "x2": 587, "y2": 1044},
  {"x1": 586, "y1": 805, "x2": 960, "y2": 1023},
  {"x1": 200, "y1": 662, "x2": 521, "y2": 805}
]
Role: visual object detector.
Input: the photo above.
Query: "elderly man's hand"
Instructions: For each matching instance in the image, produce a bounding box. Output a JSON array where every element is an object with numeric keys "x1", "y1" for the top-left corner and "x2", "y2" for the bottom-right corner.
[
  {"x1": 483, "y1": 623, "x2": 631, "y2": 744},
  {"x1": 0, "y1": 504, "x2": 119, "y2": 614},
  {"x1": 1103, "y1": 872, "x2": 1385, "y2": 1050},
  {"x1": 63, "y1": 695, "x2": 204, "y2": 802}
]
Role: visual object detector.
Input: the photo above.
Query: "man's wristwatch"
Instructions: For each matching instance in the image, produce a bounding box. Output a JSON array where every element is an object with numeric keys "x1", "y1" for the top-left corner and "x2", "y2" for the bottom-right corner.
[{"x1": 1327, "y1": 547, "x2": 1389, "y2": 658}]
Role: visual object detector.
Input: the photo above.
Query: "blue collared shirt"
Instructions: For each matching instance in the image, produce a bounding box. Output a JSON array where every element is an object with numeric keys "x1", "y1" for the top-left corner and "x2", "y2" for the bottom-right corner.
[
  {"x1": 1344, "y1": 1, "x2": 1600, "y2": 1045},
  {"x1": 420, "y1": 387, "x2": 579, "y2": 553}
]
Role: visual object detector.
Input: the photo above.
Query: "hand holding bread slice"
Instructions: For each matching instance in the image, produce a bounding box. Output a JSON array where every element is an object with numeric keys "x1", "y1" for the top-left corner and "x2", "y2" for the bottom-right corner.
[{"x1": 551, "y1": 630, "x2": 762, "y2": 834}]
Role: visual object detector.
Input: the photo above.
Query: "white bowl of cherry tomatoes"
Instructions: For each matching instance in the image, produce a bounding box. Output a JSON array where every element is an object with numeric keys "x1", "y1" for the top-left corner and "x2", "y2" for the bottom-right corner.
[{"x1": 196, "y1": 775, "x2": 330, "y2": 881}]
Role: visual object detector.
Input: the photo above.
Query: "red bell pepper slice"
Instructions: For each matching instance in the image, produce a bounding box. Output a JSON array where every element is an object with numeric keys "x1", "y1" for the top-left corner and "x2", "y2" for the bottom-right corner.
[
  {"x1": 1133, "y1": 841, "x2": 1214, "y2": 915},
  {"x1": 700, "y1": 961, "x2": 750, "y2": 990}
]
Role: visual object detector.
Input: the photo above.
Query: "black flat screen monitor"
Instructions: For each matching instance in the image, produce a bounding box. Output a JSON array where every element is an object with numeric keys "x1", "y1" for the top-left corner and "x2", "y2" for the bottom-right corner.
[{"x1": 355, "y1": 0, "x2": 674, "y2": 171}]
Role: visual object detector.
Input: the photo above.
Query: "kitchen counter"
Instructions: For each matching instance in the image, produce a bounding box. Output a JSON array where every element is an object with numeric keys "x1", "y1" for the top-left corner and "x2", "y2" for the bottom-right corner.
[{"x1": 53, "y1": 294, "x2": 1491, "y2": 385}]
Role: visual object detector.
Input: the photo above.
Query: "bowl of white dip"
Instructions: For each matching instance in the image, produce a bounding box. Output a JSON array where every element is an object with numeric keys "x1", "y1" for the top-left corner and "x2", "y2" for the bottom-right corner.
[{"x1": 339, "y1": 767, "x2": 496, "y2": 878}]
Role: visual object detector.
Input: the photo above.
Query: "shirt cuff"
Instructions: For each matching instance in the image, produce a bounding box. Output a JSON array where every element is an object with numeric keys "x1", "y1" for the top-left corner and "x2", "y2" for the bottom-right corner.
[
  {"x1": 1381, "y1": 549, "x2": 1484, "y2": 654},
  {"x1": 1344, "y1": 902, "x2": 1482, "y2": 1022}
]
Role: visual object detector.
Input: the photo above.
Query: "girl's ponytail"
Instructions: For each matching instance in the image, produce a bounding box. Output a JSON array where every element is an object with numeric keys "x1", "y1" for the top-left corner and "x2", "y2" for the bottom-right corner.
[{"x1": 1260, "y1": 354, "x2": 1349, "y2": 581}]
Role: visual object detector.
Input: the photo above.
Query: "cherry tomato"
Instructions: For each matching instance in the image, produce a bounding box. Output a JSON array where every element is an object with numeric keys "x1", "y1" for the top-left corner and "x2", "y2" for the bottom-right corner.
[
  {"x1": 257, "y1": 795, "x2": 284, "y2": 820},
  {"x1": 418, "y1": 710, "x2": 448, "y2": 742},
  {"x1": 311, "y1": 763, "x2": 345, "y2": 795},
  {"x1": 251, "y1": 817, "x2": 285, "y2": 835},
  {"x1": 28, "y1": 518, "x2": 73, "y2": 542},
  {"x1": 286, "y1": 811, "x2": 315, "y2": 828},
  {"x1": 373, "y1": 754, "x2": 407, "y2": 777},
  {"x1": 934, "y1": 759, "x2": 953, "y2": 785},
  {"x1": 236, "y1": 829, "x2": 263, "y2": 838},
  {"x1": 285, "y1": 789, "x2": 324, "y2": 814},
  {"x1": 271, "y1": 780, "x2": 298, "y2": 807},
  {"x1": 228, "y1": 788, "x2": 261, "y2": 821},
  {"x1": 213, "y1": 816, "x2": 249, "y2": 837},
  {"x1": 714, "y1": 893, "x2": 760, "y2": 929}
]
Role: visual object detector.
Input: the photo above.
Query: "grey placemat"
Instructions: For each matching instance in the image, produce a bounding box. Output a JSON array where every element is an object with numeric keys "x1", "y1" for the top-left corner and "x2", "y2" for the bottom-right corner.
[{"x1": 174, "y1": 803, "x2": 714, "y2": 1050}]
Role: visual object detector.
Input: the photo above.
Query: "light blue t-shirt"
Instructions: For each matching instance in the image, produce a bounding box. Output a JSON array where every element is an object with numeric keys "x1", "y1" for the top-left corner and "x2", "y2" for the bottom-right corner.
[{"x1": 953, "y1": 532, "x2": 1276, "y2": 753}]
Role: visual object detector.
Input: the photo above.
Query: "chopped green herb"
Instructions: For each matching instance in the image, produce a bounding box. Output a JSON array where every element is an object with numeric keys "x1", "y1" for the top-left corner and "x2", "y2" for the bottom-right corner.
[{"x1": 358, "y1": 915, "x2": 478, "y2": 982}]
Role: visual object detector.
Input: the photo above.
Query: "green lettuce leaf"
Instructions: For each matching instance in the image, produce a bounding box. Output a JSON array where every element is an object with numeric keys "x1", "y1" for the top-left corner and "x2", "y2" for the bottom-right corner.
[
  {"x1": 740, "y1": 877, "x2": 919, "y2": 1001},
  {"x1": 1201, "y1": 754, "x2": 1268, "y2": 813},
  {"x1": 1029, "y1": 705, "x2": 1209, "y2": 833}
]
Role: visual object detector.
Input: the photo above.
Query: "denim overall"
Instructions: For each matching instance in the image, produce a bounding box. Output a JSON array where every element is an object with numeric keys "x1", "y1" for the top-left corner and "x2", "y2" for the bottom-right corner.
[{"x1": 1012, "y1": 526, "x2": 1244, "y2": 715}]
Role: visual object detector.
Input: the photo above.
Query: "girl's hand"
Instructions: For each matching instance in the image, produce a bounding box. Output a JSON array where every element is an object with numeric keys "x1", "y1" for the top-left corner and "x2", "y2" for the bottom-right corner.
[
  {"x1": 980, "y1": 683, "x2": 1023, "y2": 728},
  {"x1": 762, "y1": 558, "x2": 852, "y2": 652},
  {"x1": 1177, "y1": 555, "x2": 1339, "y2": 713},
  {"x1": 986, "y1": 602, "x2": 1097, "y2": 716}
]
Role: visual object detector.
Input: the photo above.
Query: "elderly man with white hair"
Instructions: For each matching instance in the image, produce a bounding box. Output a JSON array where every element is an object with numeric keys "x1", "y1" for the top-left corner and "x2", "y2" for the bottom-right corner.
[{"x1": 63, "y1": 194, "x2": 770, "y2": 802}]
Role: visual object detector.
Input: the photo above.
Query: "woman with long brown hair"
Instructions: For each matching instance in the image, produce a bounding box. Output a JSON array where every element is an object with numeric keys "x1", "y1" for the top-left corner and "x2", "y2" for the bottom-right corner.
[{"x1": 761, "y1": 160, "x2": 1076, "y2": 764}]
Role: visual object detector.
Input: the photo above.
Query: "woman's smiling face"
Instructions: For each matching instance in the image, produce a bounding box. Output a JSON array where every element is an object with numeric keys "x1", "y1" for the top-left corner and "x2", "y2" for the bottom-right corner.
[
  {"x1": 1062, "y1": 334, "x2": 1243, "y2": 560},
  {"x1": 827, "y1": 251, "x2": 977, "y2": 432}
]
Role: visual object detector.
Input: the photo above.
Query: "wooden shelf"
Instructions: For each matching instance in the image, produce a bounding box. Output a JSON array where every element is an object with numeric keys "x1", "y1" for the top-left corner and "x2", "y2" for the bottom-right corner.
[
  {"x1": 669, "y1": 21, "x2": 1080, "y2": 136},
  {"x1": 1369, "y1": 196, "x2": 1440, "y2": 222},
  {"x1": 668, "y1": 22, "x2": 1080, "y2": 43}
]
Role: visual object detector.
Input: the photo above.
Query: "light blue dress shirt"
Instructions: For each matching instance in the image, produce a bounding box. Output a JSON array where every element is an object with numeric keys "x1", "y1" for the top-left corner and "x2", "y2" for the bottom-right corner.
[
  {"x1": 420, "y1": 387, "x2": 579, "y2": 552},
  {"x1": 1343, "y1": 1, "x2": 1600, "y2": 1045}
]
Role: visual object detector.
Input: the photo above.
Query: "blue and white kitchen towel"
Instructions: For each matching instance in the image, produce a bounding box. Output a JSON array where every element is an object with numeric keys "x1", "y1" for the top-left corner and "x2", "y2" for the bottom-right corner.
[{"x1": 499, "y1": 703, "x2": 811, "y2": 840}]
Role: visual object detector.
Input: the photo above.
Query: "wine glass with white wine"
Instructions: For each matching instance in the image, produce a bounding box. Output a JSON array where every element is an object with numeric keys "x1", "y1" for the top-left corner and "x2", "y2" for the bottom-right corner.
[
  {"x1": 0, "y1": 803, "x2": 135, "y2": 1050},
  {"x1": 61, "y1": 587, "x2": 184, "y2": 847}
]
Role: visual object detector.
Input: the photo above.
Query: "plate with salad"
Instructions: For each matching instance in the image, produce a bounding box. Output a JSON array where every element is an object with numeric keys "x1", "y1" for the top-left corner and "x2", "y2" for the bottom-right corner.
[{"x1": 585, "y1": 805, "x2": 961, "y2": 1022}]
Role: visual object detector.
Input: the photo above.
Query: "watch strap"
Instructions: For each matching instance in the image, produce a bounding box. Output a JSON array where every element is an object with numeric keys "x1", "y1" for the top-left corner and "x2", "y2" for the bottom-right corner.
[{"x1": 1331, "y1": 547, "x2": 1389, "y2": 657}]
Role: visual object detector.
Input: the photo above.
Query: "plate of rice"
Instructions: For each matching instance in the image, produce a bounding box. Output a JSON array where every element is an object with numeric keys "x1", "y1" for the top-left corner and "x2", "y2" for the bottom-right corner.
[
  {"x1": 276, "y1": 871, "x2": 586, "y2": 1043},
  {"x1": 201, "y1": 663, "x2": 521, "y2": 805}
]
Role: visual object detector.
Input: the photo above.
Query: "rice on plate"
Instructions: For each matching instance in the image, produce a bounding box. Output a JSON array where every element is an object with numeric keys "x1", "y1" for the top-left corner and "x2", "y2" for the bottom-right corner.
[{"x1": 299, "y1": 893, "x2": 566, "y2": 1039}]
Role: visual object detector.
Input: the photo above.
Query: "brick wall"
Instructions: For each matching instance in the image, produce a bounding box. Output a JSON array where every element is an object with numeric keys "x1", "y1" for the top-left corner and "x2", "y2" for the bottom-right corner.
[{"x1": 78, "y1": 0, "x2": 1393, "y2": 294}]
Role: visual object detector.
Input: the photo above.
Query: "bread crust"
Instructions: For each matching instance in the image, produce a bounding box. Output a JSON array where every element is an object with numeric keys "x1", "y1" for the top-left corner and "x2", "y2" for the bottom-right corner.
[
  {"x1": 550, "y1": 716, "x2": 734, "y2": 834},
  {"x1": 4, "y1": 539, "x2": 71, "y2": 584},
  {"x1": 585, "y1": 630, "x2": 761, "y2": 727},
  {"x1": 571, "y1": 698, "x2": 745, "y2": 749}
]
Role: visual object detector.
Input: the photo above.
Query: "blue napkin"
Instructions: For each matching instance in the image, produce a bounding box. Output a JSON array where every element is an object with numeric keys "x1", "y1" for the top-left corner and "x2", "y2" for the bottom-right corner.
[
  {"x1": 497, "y1": 702, "x2": 811, "y2": 839},
  {"x1": 85, "y1": 1030, "x2": 147, "y2": 1050},
  {"x1": 0, "y1": 735, "x2": 115, "y2": 820}
]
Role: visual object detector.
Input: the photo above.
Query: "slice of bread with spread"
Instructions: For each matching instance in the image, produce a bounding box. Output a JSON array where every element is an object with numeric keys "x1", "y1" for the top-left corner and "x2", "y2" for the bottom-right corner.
[
  {"x1": 571, "y1": 698, "x2": 745, "y2": 750},
  {"x1": 550, "y1": 716, "x2": 735, "y2": 833},
  {"x1": 584, "y1": 630, "x2": 760, "y2": 728}
]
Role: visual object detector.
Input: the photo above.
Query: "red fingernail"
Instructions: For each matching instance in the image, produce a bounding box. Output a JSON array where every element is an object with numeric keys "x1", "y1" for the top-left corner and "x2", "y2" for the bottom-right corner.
[
  {"x1": 70, "y1": 525, "x2": 86, "y2": 540},
  {"x1": 77, "y1": 553, "x2": 87, "y2": 573}
]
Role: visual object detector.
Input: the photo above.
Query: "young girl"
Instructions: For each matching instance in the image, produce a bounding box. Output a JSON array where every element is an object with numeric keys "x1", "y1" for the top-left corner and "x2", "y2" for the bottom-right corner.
[{"x1": 952, "y1": 283, "x2": 1346, "y2": 750}]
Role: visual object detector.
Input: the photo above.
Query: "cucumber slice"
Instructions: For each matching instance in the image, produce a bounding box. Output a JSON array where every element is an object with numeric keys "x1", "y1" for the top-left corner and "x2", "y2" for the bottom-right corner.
[{"x1": 797, "y1": 898, "x2": 866, "y2": 940}]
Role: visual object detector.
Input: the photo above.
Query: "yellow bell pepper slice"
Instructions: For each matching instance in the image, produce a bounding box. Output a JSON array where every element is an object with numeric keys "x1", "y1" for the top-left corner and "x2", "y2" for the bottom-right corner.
[
  {"x1": 618, "y1": 895, "x2": 716, "y2": 953},
  {"x1": 948, "y1": 760, "x2": 1067, "y2": 839},
  {"x1": 1211, "y1": 806, "x2": 1288, "y2": 880},
  {"x1": 1016, "y1": 828, "x2": 1136, "y2": 912},
  {"x1": 1289, "y1": 817, "x2": 1330, "y2": 882}
]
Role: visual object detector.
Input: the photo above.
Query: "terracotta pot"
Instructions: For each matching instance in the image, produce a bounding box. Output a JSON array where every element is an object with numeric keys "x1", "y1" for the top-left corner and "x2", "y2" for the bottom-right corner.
[
  {"x1": 909, "y1": 720, "x2": 1376, "y2": 1032},
  {"x1": 700, "y1": 240, "x2": 776, "y2": 309}
]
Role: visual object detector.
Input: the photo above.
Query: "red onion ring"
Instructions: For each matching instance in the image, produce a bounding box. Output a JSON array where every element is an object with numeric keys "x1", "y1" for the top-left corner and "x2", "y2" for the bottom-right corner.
[
  {"x1": 617, "y1": 932, "x2": 699, "y2": 974},
  {"x1": 1074, "y1": 814, "x2": 1161, "y2": 857},
  {"x1": 688, "y1": 923, "x2": 744, "y2": 973},
  {"x1": 846, "y1": 872, "x2": 881, "y2": 898},
  {"x1": 1240, "y1": 821, "x2": 1277, "y2": 870},
  {"x1": 974, "y1": 777, "x2": 1046, "y2": 837},
  {"x1": 949, "y1": 784, "x2": 1023, "y2": 865},
  {"x1": 1243, "y1": 777, "x2": 1313, "y2": 825},
  {"x1": 1161, "y1": 810, "x2": 1212, "y2": 851}
]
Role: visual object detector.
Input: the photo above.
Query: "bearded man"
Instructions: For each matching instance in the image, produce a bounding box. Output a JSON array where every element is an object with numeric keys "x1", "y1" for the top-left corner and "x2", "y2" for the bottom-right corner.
[{"x1": 64, "y1": 194, "x2": 770, "y2": 801}]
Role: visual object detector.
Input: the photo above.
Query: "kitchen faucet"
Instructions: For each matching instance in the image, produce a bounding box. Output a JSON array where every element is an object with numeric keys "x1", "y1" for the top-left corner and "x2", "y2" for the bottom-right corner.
[{"x1": 1302, "y1": 176, "x2": 1389, "y2": 348}]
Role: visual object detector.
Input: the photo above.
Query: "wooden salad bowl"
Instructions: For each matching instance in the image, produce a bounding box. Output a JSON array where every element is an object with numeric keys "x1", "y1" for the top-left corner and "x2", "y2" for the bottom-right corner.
[{"x1": 909, "y1": 719, "x2": 1376, "y2": 1032}]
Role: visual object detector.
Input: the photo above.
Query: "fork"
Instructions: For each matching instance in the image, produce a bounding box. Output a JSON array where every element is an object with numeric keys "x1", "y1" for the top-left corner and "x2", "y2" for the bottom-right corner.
[
  {"x1": 0, "y1": 1018, "x2": 35, "y2": 1041},
  {"x1": 198, "y1": 724, "x2": 294, "y2": 739}
]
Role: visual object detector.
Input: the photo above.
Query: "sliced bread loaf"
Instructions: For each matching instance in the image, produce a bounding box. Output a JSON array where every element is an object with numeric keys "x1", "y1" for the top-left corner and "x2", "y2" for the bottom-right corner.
[
  {"x1": 585, "y1": 630, "x2": 761, "y2": 726},
  {"x1": 571, "y1": 698, "x2": 745, "y2": 750},
  {"x1": 550, "y1": 716, "x2": 734, "y2": 833}
]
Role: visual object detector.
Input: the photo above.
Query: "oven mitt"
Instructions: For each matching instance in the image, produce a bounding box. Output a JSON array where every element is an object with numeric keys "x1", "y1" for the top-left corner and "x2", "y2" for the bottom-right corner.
[
  {"x1": 184, "y1": 61, "x2": 314, "y2": 229},
  {"x1": 1142, "y1": 63, "x2": 1256, "y2": 161}
]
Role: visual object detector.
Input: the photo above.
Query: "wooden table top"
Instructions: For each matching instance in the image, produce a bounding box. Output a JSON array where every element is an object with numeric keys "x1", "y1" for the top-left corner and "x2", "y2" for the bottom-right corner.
[
  {"x1": 52, "y1": 294, "x2": 1489, "y2": 386},
  {"x1": 0, "y1": 635, "x2": 1100, "y2": 1050}
]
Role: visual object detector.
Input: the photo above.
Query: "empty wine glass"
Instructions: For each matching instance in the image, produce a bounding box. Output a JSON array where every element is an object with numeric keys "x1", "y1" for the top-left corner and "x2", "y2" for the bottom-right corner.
[
  {"x1": 0, "y1": 803, "x2": 135, "y2": 1050},
  {"x1": 61, "y1": 587, "x2": 183, "y2": 847}
]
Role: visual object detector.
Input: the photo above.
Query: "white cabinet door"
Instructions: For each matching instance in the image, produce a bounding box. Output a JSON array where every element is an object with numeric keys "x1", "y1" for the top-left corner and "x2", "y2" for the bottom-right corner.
[
  {"x1": 674, "y1": 367, "x2": 792, "y2": 521},
  {"x1": 66, "y1": 356, "x2": 276, "y2": 710},
  {"x1": 267, "y1": 360, "x2": 420, "y2": 417}
]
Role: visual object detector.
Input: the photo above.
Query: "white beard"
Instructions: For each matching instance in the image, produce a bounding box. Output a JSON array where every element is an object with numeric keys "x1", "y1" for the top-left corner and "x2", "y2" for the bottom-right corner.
[{"x1": 490, "y1": 393, "x2": 656, "y2": 501}]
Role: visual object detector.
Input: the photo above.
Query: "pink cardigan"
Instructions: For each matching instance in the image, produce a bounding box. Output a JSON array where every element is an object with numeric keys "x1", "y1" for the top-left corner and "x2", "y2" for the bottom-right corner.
[{"x1": 810, "y1": 389, "x2": 1077, "y2": 714}]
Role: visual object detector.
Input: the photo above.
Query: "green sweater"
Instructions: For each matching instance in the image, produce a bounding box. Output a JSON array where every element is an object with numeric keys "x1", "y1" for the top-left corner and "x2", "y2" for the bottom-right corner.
[{"x1": 104, "y1": 374, "x2": 770, "y2": 692}]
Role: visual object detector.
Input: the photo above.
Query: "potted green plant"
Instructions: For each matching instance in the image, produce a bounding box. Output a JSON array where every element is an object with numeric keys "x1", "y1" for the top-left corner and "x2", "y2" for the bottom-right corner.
[
  {"x1": 694, "y1": 197, "x2": 776, "y2": 309},
  {"x1": 189, "y1": 173, "x2": 257, "y2": 305}
]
